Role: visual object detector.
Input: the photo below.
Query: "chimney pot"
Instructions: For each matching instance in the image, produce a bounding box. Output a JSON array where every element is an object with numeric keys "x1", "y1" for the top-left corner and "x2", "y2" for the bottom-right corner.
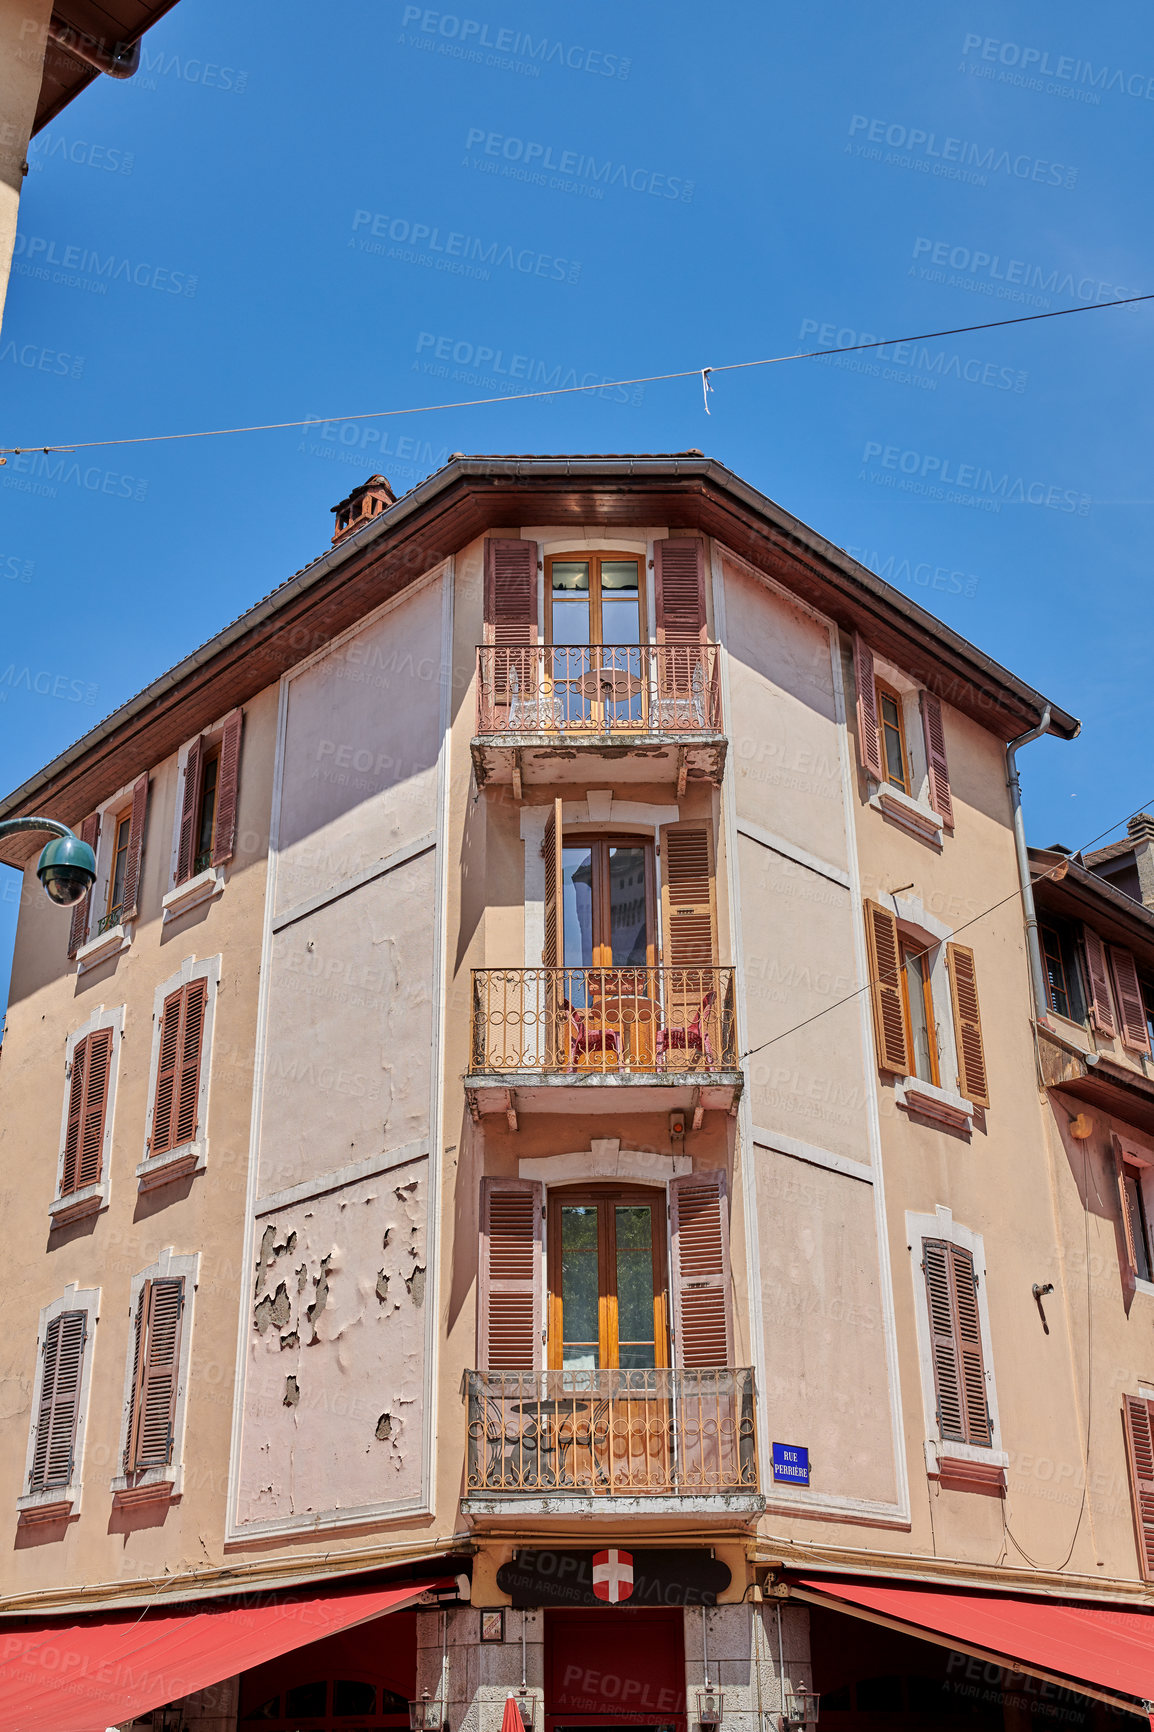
[
  {"x1": 1127, "y1": 812, "x2": 1154, "y2": 843},
  {"x1": 330, "y1": 474, "x2": 396, "y2": 545}
]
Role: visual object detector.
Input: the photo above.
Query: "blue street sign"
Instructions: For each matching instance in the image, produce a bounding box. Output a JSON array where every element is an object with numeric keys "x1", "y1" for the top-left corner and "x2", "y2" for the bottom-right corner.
[{"x1": 772, "y1": 1442, "x2": 810, "y2": 1484}]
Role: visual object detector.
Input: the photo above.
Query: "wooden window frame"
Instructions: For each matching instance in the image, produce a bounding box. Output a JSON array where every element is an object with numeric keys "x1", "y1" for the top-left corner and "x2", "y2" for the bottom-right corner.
[
  {"x1": 194, "y1": 744, "x2": 222, "y2": 875},
  {"x1": 546, "y1": 1183, "x2": 670, "y2": 1371},
  {"x1": 105, "y1": 807, "x2": 133, "y2": 925},
  {"x1": 562, "y1": 833, "x2": 657, "y2": 969},
  {"x1": 1041, "y1": 922, "x2": 1072, "y2": 1019},
  {"x1": 900, "y1": 940, "x2": 940, "y2": 1087},
  {"x1": 1122, "y1": 1163, "x2": 1154, "y2": 1284},
  {"x1": 545, "y1": 550, "x2": 645, "y2": 646},
  {"x1": 875, "y1": 679, "x2": 911, "y2": 794}
]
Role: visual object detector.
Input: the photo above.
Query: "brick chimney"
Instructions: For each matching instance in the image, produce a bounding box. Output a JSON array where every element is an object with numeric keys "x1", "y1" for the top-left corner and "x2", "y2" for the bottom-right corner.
[{"x1": 331, "y1": 475, "x2": 395, "y2": 546}]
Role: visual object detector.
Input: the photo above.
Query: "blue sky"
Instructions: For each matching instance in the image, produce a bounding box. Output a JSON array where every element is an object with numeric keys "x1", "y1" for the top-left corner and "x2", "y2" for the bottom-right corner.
[{"x1": 2, "y1": 0, "x2": 1152, "y2": 1005}]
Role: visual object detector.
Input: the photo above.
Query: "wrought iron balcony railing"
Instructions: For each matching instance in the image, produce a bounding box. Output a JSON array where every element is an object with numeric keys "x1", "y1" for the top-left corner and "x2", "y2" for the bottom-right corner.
[
  {"x1": 469, "y1": 966, "x2": 737, "y2": 1076},
  {"x1": 465, "y1": 1367, "x2": 759, "y2": 1497},
  {"x1": 476, "y1": 644, "x2": 722, "y2": 738}
]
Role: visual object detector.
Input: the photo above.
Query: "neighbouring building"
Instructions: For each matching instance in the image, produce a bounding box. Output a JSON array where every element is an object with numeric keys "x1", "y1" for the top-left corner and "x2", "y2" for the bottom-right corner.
[{"x1": 4, "y1": 453, "x2": 1154, "y2": 1732}]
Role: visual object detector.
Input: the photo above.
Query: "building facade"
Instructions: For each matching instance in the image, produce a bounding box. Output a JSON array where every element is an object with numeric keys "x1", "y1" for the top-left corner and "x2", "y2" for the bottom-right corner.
[{"x1": 3, "y1": 454, "x2": 1153, "y2": 1732}]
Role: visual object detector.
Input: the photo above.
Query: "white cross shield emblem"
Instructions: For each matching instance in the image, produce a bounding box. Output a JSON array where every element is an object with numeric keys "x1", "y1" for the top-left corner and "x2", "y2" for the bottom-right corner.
[{"x1": 592, "y1": 1548, "x2": 634, "y2": 1603}]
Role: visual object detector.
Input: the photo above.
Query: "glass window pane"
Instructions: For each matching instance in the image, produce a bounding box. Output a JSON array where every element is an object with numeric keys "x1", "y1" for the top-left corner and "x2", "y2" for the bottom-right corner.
[
  {"x1": 561, "y1": 1206, "x2": 600, "y2": 1368},
  {"x1": 879, "y1": 692, "x2": 905, "y2": 786},
  {"x1": 109, "y1": 815, "x2": 131, "y2": 914},
  {"x1": 600, "y1": 559, "x2": 640, "y2": 645},
  {"x1": 197, "y1": 754, "x2": 219, "y2": 860},
  {"x1": 903, "y1": 948, "x2": 936, "y2": 1083},
  {"x1": 286, "y1": 1682, "x2": 328, "y2": 1717},
  {"x1": 615, "y1": 1205, "x2": 655, "y2": 1362},
  {"x1": 334, "y1": 1680, "x2": 377, "y2": 1715},
  {"x1": 607, "y1": 846, "x2": 649, "y2": 966},
  {"x1": 562, "y1": 847, "x2": 595, "y2": 980},
  {"x1": 1127, "y1": 1174, "x2": 1153, "y2": 1283},
  {"x1": 552, "y1": 561, "x2": 591, "y2": 646}
]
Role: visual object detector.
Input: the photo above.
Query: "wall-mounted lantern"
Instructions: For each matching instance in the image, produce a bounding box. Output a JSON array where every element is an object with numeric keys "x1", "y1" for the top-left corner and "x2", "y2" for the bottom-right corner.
[
  {"x1": 696, "y1": 1686, "x2": 724, "y2": 1728},
  {"x1": 409, "y1": 1689, "x2": 444, "y2": 1732}
]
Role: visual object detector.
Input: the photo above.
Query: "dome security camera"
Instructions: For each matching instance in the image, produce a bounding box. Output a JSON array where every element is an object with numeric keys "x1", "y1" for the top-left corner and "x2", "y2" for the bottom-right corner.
[{"x1": 36, "y1": 833, "x2": 97, "y2": 906}]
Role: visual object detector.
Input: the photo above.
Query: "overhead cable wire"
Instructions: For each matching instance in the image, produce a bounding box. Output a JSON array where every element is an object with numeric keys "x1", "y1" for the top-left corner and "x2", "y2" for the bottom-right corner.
[{"x1": 1, "y1": 292, "x2": 1151, "y2": 459}]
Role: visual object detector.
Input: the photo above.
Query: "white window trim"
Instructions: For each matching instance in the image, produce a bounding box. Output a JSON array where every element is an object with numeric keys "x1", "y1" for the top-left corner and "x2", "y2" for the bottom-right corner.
[
  {"x1": 49, "y1": 1004, "x2": 123, "y2": 1226},
  {"x1": 907, "y1": 1207, "x2": 1006, "y2": 1475},
  {"x1": 168, "y1": 715, "x2": 233, "y2": 894},
  {"x1": 868, "y1": 655, "x2": 944, "y2": 848},
  {"x1": 519, "y1": 795, "x2": 681, "y2": 967},
  {"x1": 137, "y1": 954, "x2": 220, "y2": 1190},
  {"x1": 111, "y1": 1248, "x2": 199, "y2": 1503},
  {"x1": 17, "y1": 1284, "x2": 100, "y2": 1521}
]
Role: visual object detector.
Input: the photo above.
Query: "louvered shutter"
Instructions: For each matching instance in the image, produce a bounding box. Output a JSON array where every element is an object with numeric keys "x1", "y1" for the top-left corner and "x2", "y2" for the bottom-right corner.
[
  {"x1": 30, "y1": 1310, "x2": 86, "y2": 1490},
  {"x1": 119, "y1": 775, "x2": 149, "y2": 920},
  {"x1": 543, "y1": 798, "x2": 564, "y2": 1065},
  {"x1": 670, "y1": 1172, "x2": 732, "y2": 1368},
  {"x1": 485, "y1": 539, "x2": 538, "y2": 703},
  {"x1": 152, "y1": 980, "x2": 206, "y2": 1156},
  {"x1": 67, "y1": 813, "x2": 100, "y2": 956},
  {"x1": 175, "y1": 736, "x2": 204, "y2": 885},
  {"x1": 654, "y1": 538, "x2": 707, "y2": 644},
  {"x1": 853, "y1": 635, "x2": 883, "y2": 779},
  {"x1": 65, "y1": 1026, "x2": 113, "y2": 1194},
  {"x1": 211, "y1": 710, "x2": 243, "y2": 867},
  {"x1": 1082, "y1": 927, "x2": 1117, "y2": 1037},
  {"x1": 1124, "y1": 1396, "x2": 1154, "y2": 1580},
  {"x1": 864, "y1": 900, "x2": 909, "y2": 1074},
  {"x1": 660, "y1": 824, "x2": 717, "y2": 968},
  {"x1": 1110, "y1": 947, "x2": 1152, "y2": 1055},
  {"x1": 478, "y1": 1178, "x2": 543, "y2": 1372},
  {"x1": 1114, "y1": 1135, "x2": 1140, "y2": 1284},
  {"x1": 126, "y1": 1278, "x2": 183, "y2": 1470},
  {"x1": 947, "y1": 942, "x2": 990, "y2": 1108},
  {"x1": 919, "y1": 691, "x2": 954, "y2": 828},
  {"x1": 923, "y1": 1240, "x2": 990, "y2": 1447}
]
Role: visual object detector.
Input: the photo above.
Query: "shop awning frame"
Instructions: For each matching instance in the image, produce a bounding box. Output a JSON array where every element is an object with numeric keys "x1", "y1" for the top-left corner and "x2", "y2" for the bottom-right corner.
[{"x1": 790, "y1": 1576, "x2": 1153, "y2": 1720}]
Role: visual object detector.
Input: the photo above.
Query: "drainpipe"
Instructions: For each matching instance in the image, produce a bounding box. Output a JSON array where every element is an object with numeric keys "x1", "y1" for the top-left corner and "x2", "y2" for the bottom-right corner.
[
  {"x1": 1005, "y1": 704, "x2": 1066, "y2": 1020},
  {"x1": 47, "y1": 19, "x2": 140, "y2": 78}
]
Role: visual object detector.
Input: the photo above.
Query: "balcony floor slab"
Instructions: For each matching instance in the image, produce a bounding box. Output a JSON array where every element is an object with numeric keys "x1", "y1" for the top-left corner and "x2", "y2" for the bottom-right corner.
[
  {"x1": 472, "y1": 733, "x2": 727, "y2": 792},
  {"x1": 466, "y1": 1071, "x2": 743, "y2": 1120},
  {"x1": 461, "y1": 1494, "x2": 764, "y2": 1528}
]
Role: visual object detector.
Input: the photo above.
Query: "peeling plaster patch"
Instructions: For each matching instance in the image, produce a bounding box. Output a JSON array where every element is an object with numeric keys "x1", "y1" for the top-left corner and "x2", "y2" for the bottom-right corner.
[
  {"x1": 375, "y1": 1412, "x2": 392, "y2": 1441},
  {"x1": 306, "y1": 1254, "x2": 333, "y2": 1342},
  {"x1": 405, "y1": 1265, "x2": 426, "y2": 1307},
  {"x1": 255, "y1": 1224, "x2": 278, "y2": 1296},
  {"x1": 284, "y1": 1376, "x2": 300, "y2": 1407},
  {"x1": 395, "y1": 1180, "x2": 418, "y2": 1199},
  {"x1": 254, "y1": 1282, "x2": 291, "y2": 1334},
  {"x1": 279, "y1": 1331, "x2": 299, "y2": 1351},
  {"x1": 381, "y1": 1228, "x2": 391, "y2": 1251},
  {"x1": 296, "y1": 1263, "x2": 308, "y2": 1293},
  {"x1": 375, "y1": 1271, "x2": 390, "y2": 1303}
]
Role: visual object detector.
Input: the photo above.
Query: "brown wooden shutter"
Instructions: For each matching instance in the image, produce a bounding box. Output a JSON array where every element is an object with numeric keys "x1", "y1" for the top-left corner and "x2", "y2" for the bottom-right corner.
[
  {"x1": 543, "y1": 798, "x2": 563, "y2": 967},
  {"x1": 175, "y1": 736, "x2": 204, "y2": 885},
  {"x1": 151, "y1": 979, "x2": 207, "y2": 1155},
  {"x1": 1082, "y1": 926, "x2": 1117, "y2": 1037},
  {"x1": 654, "y1": 538, "x2": 707, "y2": 644},
  {"x1": 923, "y1": 1239, "x2": 990, "y2": 1447},
  {"x1": 947, "y1": 942, "x2": 990, "y2": 1108},
  {"x1": 478, "y1": 1178, "x2": 543, "y2": 1372},
  {"x1": 919, "y1": 691, "x2": 954, "y2": 828},
  {"x1": 485, "y1": 538, "x2": 538, "y2": 707},
  {"x1": 118, "y1": 775, "x2": 149, "y2": 921},
  {"x1": 211, "y1": 710, "x2": 243, "y2": 867},
  {"x1": 30, "y1": 1309, "x2": 86, "y2": 1490},
  {"x1": 126, "y1": 1278, "x2": 184, "y2": 1471},
  {"x1": 1114, "y1": 1135, "x2": 1140, "y2": 1290},
  {"x1": 61, "y1": 1027, "x2": 113, "y2": 1195},
  {"x1": 1110, "y1": 947, "x2": 1152, "y2": 1054},
  {"x1": 660, "y1": 824, "x2": 717, "y2": 968},
  {"x1": 670, "y1": 1172, "x2": 733, "y2": 1368},
  {"x1": 67, "y1": 813, "x2": 100, "y2": 956},
  {"x1": 853, "y1": 635, "x2": 883, "y2": 779},
  {"x1": 864, "y1": 900, "x2": 909, "y2": 1074},
  {"x1": 1124, "y1": 1396, "x2": 1154, "y2": 1580}
]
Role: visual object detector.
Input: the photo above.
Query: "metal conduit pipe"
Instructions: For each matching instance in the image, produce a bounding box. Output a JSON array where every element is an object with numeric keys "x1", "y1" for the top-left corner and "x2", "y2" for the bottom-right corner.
[
  {"x1": 47, "y1": 18, "x2": 140, "y2": 78},
  {"x1": 1005, "y1": 704, "x2": 1076, "y2": 1019}
]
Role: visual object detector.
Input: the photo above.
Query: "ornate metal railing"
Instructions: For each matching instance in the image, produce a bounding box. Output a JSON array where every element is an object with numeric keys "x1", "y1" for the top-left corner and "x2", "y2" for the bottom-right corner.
[
  {"x1": 96, "y1": 908, "x2": 123, "y2": 936},
  {"x1": 469, "y1": 966, "x2": 737, "y2": 1075},
  {"x1": 465, "y1": 1367, "x2": 758, "y2": 1496},
  {"x1": 476, "y1": 644, "x2": 722, "y2": 737}
]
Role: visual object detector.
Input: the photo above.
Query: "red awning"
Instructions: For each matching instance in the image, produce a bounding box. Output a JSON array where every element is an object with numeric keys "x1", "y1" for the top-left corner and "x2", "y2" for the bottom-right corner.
[
  {"x1": 794, "y1": 1575, "x2": 1154, "y2": 1716},
  {"x1": 0, "y1": 1575, "x2": 453, "y2": 1732}
]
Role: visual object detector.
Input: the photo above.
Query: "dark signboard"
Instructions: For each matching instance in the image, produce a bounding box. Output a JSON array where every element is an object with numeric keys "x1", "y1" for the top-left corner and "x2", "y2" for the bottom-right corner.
[{"x1": 496, "y1": 1548, "x2": 730, "y2": 1608}]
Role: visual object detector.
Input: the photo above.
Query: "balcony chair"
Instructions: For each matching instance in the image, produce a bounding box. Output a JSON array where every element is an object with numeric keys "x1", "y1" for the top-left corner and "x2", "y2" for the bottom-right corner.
[
  {"x1": 506, "y1": 659, "x2": 567, "y2": 731},
  {"x1": 654, "y1": 655, "x2": 708, "y2": 730},
  {"x1": 562, "y1": 999, "x2": 623, "y2": 1069},
  {"x1": 656, "y1": 987, "x2": 716, "y2": 1070}
]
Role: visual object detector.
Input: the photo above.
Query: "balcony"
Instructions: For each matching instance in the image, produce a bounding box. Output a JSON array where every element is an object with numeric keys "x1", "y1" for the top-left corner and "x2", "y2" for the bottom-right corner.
[
  {"x1": 471, "y1": 644, "x2": 727, "y2": 796},
  {"x1": 466, "y1": 965, "x2": 742, "y2": 1123},
  {"x1": 462, "y1": 1367, "x2": 762, "y2": 1524}
]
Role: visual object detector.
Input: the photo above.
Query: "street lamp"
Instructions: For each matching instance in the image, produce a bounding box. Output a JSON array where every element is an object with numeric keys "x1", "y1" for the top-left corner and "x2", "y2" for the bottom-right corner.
[{"x1": 0, "y1": 818, "x2": 97, "y2": 907}]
